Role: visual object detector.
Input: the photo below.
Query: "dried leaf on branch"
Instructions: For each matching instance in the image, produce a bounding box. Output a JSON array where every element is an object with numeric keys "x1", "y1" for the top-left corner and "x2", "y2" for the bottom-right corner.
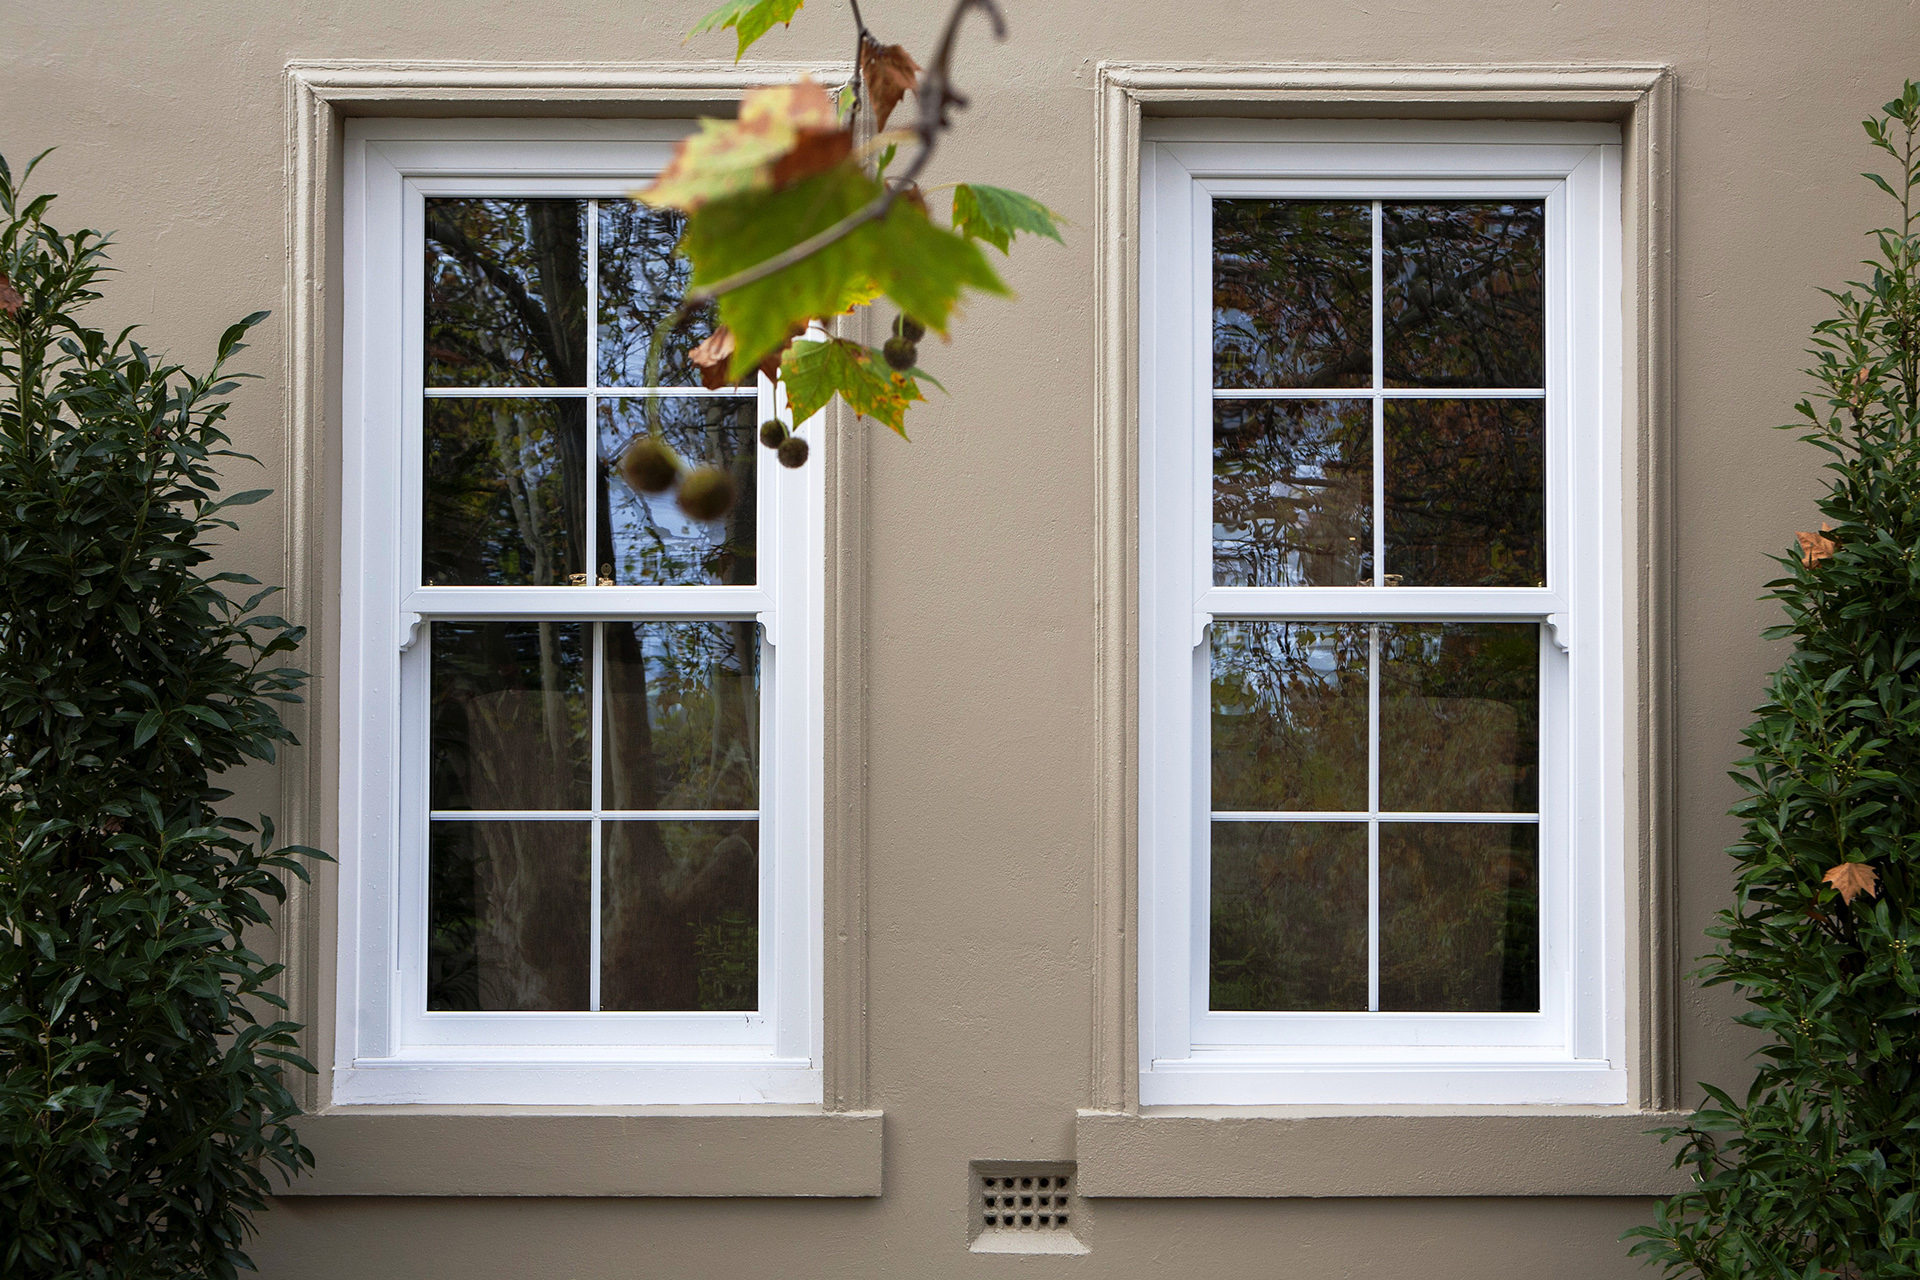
[
  {"x1": 1822, "y1": 861, "x2": 1879, "y2": 905},
  {"x1": 687, "y1": 326, "x2": 738, "y2": 390},
  {"x1": 860, "y1": 40, "x2": 921, "y2": 131},
  {"x1": 1796, "y1": 523, "x2": 1837, "y2": 567},
  {"x1": 0, "y1": 272, "x2": 20, "y2": 316}
]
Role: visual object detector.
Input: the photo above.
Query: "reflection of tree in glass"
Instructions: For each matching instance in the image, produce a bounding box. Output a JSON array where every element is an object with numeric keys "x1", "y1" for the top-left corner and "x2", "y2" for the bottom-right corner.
[
  {"x1": 426, "y1": 198, "x2": 587, "y2": 387},
  {"x1": 424, "y1": 398, "x2": 581, "y2": 586},
  {"x1": 605, "y1": 621, "x2": 758, "y2": 811},
  {"x1": 1213, "y1": 201, "x2": 1371, "y2": 389},
  {"x1": 428, "y1": 822, "x2": 590, "y2": 1011},
  {"x1": 1211, "y1": 621, "x2": 1370, "y2": 813},
  {"x1": 600, "y1": 399, "x2": 757, "y2": 586},
  {"x1": 1378, "y1": 622, "x2": 1538, "y2": 813},
  {"x1": 1379, "y1": 823, "x2": 1538, "y2": 1012},
  {"x1": 427, "y1": 620, "x2": 593, "y2": 1011},
  {"x1": 1211, "y1": 821, "x2": 1369, "y2": 1011},
  {"x1": 1384, "y1": 202, "x2": 1544, "y2": 389},
  {"x1": 602, "y1": 621, "x2": 761, "y2": 1011},
  {"x1": 597, "y1": 200, "x2": 720, "y2": 388},
  {"x1": 1213, "y1": 400, "x2": 1371, "y2": 586},
  {"x1": 1384, "y1": 399, "x2": 1544, "y2": 587}
]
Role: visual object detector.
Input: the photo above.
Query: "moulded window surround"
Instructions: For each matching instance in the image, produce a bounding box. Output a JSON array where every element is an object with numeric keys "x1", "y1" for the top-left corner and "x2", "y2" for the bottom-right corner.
[
  {"x1": 1136, "y1": 122, "x2": 1627, "y2": 1107},
  {"x1": 335, "y1": 118, "x2": 825, "y2": 1107}
]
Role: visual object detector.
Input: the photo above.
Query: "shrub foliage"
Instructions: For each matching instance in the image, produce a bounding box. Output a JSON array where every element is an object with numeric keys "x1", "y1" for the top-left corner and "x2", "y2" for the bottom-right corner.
[
  {"x1": 1628, "y1": 84, "x2": 1920, "y2": 1279},
  {"x1": 0, "y1": 153, "x2": 321, "y2": 1277}
]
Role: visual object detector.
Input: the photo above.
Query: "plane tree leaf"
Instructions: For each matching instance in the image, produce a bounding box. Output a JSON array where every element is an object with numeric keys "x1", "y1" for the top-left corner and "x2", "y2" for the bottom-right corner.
[
  {"x1": 639, "y1": 78, "x2": 841, "y2": 212},
  {"x1": 952, "y1": 183, "x2": 1065, "y2": 254},
  {"x1": 781, "y1": 335, "x2": 925, "y2": 436},
  {"x1": 689, "y1": 0, "x2": 805, "y2": 60},
  {"x1": 683, "y1": 162, "x2": 1008, "y2": 377}
]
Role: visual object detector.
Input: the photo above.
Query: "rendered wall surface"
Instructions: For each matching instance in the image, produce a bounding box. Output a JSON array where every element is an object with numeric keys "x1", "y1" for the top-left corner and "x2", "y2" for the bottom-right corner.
[{"x1": 6, "y1": 0, "x2": 1919, "y2": 1275}]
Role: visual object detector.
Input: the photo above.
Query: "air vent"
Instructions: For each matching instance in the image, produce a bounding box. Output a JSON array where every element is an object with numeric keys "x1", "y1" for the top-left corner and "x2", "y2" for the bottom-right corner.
[{"x1": 969, "y1": 1161, "x2": 1086, "y2": 1254}]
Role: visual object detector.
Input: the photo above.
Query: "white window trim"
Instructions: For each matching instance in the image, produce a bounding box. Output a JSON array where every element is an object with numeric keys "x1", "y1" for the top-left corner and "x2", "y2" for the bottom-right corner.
[
  {"x1": 1138, "y1": 120, "x2": 1627, "y2": 1107},
  {"x1": 335, "y1": 118, "x2": 825, "y2": 1107}
]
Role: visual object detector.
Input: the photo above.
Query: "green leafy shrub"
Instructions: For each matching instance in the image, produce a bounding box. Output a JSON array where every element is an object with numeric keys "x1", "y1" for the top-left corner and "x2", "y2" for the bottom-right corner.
[
  {"x1": 1627, "y1": 83, "x2": 1920, "y2": 1279},
  {"x1": 0, "y1": 152, "x2": 323, "y2": 1277}
]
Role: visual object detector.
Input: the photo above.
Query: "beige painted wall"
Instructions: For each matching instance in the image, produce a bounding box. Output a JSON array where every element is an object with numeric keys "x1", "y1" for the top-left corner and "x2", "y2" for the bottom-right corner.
[{"x1": 8, "y1": 0, "x2": 1920, "y2": 1274}]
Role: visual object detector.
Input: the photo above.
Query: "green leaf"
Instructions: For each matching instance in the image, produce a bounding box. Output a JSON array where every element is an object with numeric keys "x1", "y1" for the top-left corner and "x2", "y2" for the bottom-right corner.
[
  {"x1": 780, "y1": 336, "x2": 925, "y2": 436},
  {"x1": 951, "y1": 184, "x2": 1065, "y2": 254},
  {"x1": 688, "y1": 0, "x2": 804, "y2": 60},
  {"x1": 684, "y1": 163, "x2": 1007, "y2": 376}
]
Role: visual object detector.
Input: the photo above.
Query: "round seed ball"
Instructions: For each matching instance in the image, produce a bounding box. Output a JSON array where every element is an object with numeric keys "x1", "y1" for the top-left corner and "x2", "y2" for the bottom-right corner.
[
  {"x1": 759, "y1": 418, "x2": 788, "y2": 449},
  {"x1": 882, "y1": 336, "x2": 918, "y2": 371},
  {"x1": 777, "y1": 435, "x2": 810, "y2": 469},
  {"x1": 619, "y1": 436, "x2": 680, "y2": 494},
  {"x1": 676, "y1": 465, "x2": 737, "y2": 521}
]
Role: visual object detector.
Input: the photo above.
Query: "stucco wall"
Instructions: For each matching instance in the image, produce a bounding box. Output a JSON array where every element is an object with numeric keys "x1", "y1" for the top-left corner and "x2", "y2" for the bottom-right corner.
[{"x1": 7, "y1": 0, "x2": 1919, "y2": 1274}]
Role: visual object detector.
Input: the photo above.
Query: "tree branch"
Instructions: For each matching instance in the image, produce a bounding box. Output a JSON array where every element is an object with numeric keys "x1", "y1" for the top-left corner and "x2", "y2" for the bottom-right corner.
[{"x1": 636, "y1": 0, "x2": 1008, "y2": 455}]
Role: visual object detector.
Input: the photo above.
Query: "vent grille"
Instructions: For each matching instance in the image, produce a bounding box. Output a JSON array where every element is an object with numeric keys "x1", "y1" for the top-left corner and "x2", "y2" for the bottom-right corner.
[
  {"x1": 982, "y1": 1171, "x2": 1072, "y2": 1231},
  {"x1": 969, "y1": 1161, "x2": 1085, "y2": 1254}
]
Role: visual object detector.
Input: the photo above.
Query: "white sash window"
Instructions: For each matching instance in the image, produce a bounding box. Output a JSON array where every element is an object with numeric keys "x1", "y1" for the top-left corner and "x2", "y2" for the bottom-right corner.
[
  {"x1": 336, "y1": 121, "x2": 823, "y2": 1106},
  {"x1": 1138, "y1": 123, "x2": 1626, "y2": 1105}
]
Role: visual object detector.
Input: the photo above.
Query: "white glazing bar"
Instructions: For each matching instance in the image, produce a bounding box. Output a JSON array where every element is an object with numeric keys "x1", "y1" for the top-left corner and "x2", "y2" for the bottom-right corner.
[
  {"x1": 1213, "y1": 810, "x2": 1540, "y2": 823},
  {"x1": 1367, "y1": 622, "x2": 1381, "y2": 1013},
  {"x1": 1201, "y1": 585, "x2": 1564, "y2": 620},
  {"x1": 588, "y1": 620, "x2": 604, "y2": 1011},
  {"x1": 585, "y1": 199, "x2": 599, "y2": 589},
  {"x1": 1371, "y1": 200, "x2": 1385, "y2": 592},
  {"x1": 422, "y1": 386, "x2": 755, "y2": 398},
  {"x1": 403, "y1": 583, "x2": 774, "y2": 619},
  {"x1": 430, "y1": 809, "x2": 761, "y2": 821},
  {"x1": 1213, "y1": 387, "x2": 1545, "y2": 400}
]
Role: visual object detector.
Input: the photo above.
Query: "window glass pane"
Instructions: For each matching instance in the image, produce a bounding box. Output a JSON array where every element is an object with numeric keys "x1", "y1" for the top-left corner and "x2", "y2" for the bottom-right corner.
[
  {"x1": 1213, "y1": 200, "x2": 1372, "y2": 390},
  {"x1": 425, "y1": 198, "x2": 587, "y2": 388},
  {"x1": 1378, "y1": 822, "x2": 1539, "y2": 1012},
  {"x1": 1379, "y1": 623, "x2": 1538, "y2": 813},
  {"x1": 597, "y1": 200, "x2": 722, "y2": 388},
  {"x1": 598, "y1": 397, "x2": 757, "y2": 586},
  {"x1": 1210, "y1": 821, "x2": 1368, "y2": 1011},
  {"x1": 1214, "y1": 399, "x2": 1372, "y2": 587},
  {"x1": 424, "y1": 397, "x2": 586, "y2": 586},
  {"x1": 600, "y1": 820, "x2": 759, "y2": 1011},
  {"x1": 1383, "y1": 399, "x2": 1544, "y2": 586},
  {"x1": 1383, "y1": 201, "x2": 1544, "y2": 389},
  {"x1": 428, "y1": 819, "x2": 590, "y2": 1010},
  {"x1": 1211, "y1": 621, "x2": 1369, "y2": 813},
  {"x1": 602, "y1": 621, "x2": 759, "y2": 812},
  {"x1": 430, "y1": 621, "x2": 591, "y2": 811}
]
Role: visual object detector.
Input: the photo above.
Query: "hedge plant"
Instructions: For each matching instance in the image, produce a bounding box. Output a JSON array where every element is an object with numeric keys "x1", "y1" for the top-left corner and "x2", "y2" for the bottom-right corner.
[
  {"x1": 0, "y1": 152, "x2": 322, "y2": 1277},
  {"x1": 1628, "y1": 83, "x2": 1920, "y2": 1279}
]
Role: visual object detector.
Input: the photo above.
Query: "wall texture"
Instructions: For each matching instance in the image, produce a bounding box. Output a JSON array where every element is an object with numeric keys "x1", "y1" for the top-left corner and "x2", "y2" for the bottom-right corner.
[{"x1": 8, "y1": 0, "x2": 1920, "y2": 1274}]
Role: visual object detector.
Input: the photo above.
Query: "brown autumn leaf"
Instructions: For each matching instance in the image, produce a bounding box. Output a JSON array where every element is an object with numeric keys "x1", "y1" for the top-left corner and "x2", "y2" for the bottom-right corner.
[
  {"x1": 1796, "y1": 522, "x2": 1837, "y2": 568},
  {"x1": 688, "y1": 325, "x2": 739, "y2": 390},
  {"x1": 1823, "y1": 861, "x2": 1879, "y2": 906},
  {"x1": 769, "y1": 126, "x2": 853, "y2": 187},
  {"x1": 0, "y1": 272, "x2": 21, "y2": 316},
  {"x1": 640, "y1": 77, "x2": 841, "y2": 212},
  {"x1": 860, "y1": 40, "x2": 920, "y2": 131}
]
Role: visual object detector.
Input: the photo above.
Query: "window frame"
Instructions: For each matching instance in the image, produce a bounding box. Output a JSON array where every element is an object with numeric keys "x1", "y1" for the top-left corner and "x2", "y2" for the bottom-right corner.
[
  {"x1": 336, "y1": 120, "x2": 825, "y2": 1107},
  {"x1": 1137, "y1": 123, "x2": 1627, "y2": 1107}
]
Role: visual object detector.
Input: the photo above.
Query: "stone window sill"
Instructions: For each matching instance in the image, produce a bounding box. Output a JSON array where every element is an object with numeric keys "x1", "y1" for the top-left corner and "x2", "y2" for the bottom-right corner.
[
  {"x1": 1074, "y1": 1109, "x2": 1692, "y2": 1197},
  {"x1": 277, "y1": 1107, "x2": 883, "y2": 1197}
]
